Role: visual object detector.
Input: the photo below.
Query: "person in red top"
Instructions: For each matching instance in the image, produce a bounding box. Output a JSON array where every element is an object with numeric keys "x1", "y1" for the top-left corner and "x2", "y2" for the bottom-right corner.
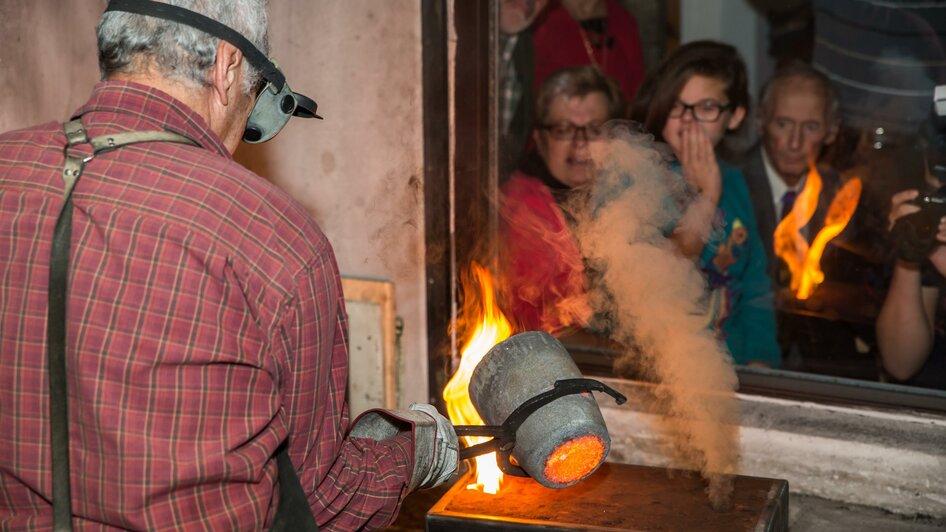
[
  {"x1": 499, "y1": 65, "x2": 626, "y2": 334},
  {"x1": 531, "y1": 0, "x2": 645, "y2": 107},
  {"x1": 0, "y1": 1, "x2": 455, "y2": 530}
]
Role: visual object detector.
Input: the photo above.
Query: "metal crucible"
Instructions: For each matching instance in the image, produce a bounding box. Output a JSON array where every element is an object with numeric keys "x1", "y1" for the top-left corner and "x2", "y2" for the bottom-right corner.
[{"x1": 469, "y1": 331, "x2": 611, "y2": 488}]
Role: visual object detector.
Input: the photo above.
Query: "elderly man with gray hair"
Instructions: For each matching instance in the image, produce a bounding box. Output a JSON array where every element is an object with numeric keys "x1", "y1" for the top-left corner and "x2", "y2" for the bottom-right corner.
[
  {"x1": 737, "y1": 61, "x2": 842, "y2": 288},
  {"x1": 0, "y1": 1, "x2": 456, "y2": 530}
]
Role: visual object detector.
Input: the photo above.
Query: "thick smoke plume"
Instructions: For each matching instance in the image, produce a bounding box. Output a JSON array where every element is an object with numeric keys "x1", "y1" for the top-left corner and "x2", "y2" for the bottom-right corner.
[{"x1": 565, "y1": 122, "x2": 740, "y2": 509}]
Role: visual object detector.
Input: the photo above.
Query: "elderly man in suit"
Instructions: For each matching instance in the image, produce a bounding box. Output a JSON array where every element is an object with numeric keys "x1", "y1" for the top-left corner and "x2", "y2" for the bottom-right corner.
[{"x1": 738, "y1": 61, "x2": 841, "y2": 287}]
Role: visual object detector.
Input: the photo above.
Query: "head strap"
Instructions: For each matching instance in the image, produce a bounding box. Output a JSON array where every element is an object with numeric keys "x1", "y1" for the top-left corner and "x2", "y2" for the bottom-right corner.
[{"x1": 104, "y1": 0, "x2": 285, "y2": 90}]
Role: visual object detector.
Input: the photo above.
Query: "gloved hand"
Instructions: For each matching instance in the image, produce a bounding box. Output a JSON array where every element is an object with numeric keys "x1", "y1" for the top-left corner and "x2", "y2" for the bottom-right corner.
[
  {"x1": 891, "y1": 212, "x2": 937, "y2": 263},
  {"x1": 408, "y1": 403, "x2": 459, "y2": 489}
]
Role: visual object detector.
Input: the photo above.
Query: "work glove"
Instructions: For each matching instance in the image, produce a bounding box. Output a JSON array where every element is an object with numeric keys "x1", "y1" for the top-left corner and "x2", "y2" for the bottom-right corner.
[
  {"x1": 348, "y1": 404, "x2": 458, "y2": 491},
  {"x1": 891, "y1": 212, "x2": 937, "y2": 264},
  {"x1": 408, "y1": 403, "x2": 459, "y2": 490}
]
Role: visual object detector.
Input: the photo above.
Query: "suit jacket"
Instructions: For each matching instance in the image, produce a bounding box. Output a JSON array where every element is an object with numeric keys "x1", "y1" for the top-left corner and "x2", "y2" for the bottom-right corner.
[{"x1": 737, "y1": 145, "x2": 839, "y2": 288}]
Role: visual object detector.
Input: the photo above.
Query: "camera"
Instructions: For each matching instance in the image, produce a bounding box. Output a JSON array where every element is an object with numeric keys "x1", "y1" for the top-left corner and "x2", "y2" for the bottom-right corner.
[
  {"x1": 896, "y1": 83, "x2": 946, "y2": 260},
  {"x1": 894, "y1": 188, "x2": 946, "y2": 262},
  {"x1": 907, "y1": 190, "x2": 946, "y2": 235},
  {"x1": 910, "y1": 190, "x2": 946, "y2": 209}
]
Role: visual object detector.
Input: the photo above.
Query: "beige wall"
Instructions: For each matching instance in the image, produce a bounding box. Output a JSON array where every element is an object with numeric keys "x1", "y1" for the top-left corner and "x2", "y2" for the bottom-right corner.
[
  {"x1": 0, "y1": 1, "x2": 429, "y2": 407},
  {"x1": 238, "y1": 1, "x2": 428, "y2": 407},
  {"x1": 0, "y1": 2, "x2": 102, "y2": 130}
]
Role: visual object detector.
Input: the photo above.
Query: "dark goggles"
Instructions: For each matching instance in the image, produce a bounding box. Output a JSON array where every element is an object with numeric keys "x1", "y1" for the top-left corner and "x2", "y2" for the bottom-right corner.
[{"x1": 105, "y1": 0, "x2": 321, "y2": 144}]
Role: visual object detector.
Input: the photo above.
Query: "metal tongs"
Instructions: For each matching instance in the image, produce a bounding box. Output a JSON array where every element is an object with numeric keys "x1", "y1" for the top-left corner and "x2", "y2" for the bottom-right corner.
[{"x1": 453, "y1": 378, "x2": 626, "y2": 477}]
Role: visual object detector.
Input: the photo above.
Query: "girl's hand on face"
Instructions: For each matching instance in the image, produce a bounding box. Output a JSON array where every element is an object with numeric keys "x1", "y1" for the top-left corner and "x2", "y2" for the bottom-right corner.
[{"x1": 680, "y1": 121, "x2": 721, "y2": 203}]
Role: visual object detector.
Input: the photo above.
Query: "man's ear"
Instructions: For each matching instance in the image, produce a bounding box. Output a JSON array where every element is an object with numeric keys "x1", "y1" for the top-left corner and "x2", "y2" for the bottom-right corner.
[
  {"x1": 211, "y1": 40, "x2": 244, "y2": 107},
  {"x1": 727, "y1": 105, "x2": 747, "y2": 131}
]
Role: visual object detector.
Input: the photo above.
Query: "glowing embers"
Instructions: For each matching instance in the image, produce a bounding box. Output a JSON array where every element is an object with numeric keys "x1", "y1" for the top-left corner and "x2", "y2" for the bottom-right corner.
[
  {"x1": 544, "y1": 434, "x2": 606, "y2": 485},
  {"x1": 774, "y1": 164, "x2": 862, "y2": 300},
  {"x1": 442, "y1": 262, "x2": 513, "y2": 494}
]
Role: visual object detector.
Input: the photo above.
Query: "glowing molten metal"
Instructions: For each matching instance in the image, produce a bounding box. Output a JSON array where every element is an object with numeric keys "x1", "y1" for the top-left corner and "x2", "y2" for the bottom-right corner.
[
  {"x1": 442, "y1": 263, "x2": 512, "y2": 493},
  {"x1": 773, "y1": 164, "x2": 861, "y2": 300},
  {"x1": 544, "y1": 434, "x2": 606, "y2": 485}
]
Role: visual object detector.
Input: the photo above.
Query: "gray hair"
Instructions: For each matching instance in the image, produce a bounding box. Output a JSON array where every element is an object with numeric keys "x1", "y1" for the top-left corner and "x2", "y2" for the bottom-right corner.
[
  {"x1": 758, "y1": 61, "x2": 841, "y2": 127},
  {"x1": 535, "y1": 65, "x2": 627, "y2": 125},
  {"x1": 97, "y1": 0, "x2": 270, "y2": 93}
]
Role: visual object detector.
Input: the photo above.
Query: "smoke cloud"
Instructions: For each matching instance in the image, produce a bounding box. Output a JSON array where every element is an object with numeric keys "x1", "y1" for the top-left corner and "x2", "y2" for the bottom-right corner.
[{"x1": 564, "y1": 122, "x2": 740, "y2": 509}]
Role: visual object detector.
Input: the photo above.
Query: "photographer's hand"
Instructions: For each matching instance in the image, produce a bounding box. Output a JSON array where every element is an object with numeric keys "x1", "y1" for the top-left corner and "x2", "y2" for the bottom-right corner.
[
  {"x1": 888, "y1": 189, "x2": 921, "y2": 229},
  {"x1": 889, "y1": 189, "x2": 939, "y2": 264}
]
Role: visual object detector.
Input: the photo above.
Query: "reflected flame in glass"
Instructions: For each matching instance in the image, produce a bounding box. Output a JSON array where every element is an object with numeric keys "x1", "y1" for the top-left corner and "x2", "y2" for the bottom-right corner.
[
  {"x1": 795, "y1": 177, "x2": 862, "y2": 299},
  {"x1": 773, "y1": 164, "x2": 861, "y2": 300},
  {"x1": 774, "y1": 163, "x2": 822, "y2": 297}
]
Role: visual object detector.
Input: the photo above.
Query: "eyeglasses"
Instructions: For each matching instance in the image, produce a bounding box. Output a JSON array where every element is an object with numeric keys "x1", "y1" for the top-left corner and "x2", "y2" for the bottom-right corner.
[
  {"x1": 668, "y1": 100, "x2": 733, "y2": 122},
  {"x1": 539, "y1": 122, "x2": 606, "y2": 141}
]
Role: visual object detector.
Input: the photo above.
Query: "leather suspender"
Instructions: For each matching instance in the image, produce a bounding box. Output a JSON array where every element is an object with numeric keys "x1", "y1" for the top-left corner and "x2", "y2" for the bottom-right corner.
[
  {"x1": 49, "y1": 119, "x2": 200, "y2": 531},
  {"x1": 48, "y1": 119, "x2": 316, "y2": 531}
]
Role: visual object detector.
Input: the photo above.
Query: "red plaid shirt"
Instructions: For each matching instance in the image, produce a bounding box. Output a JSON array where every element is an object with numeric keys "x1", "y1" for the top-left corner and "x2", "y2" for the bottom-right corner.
[{"x1": 0, "y1": 81, "x2": 413, "y2": 530}]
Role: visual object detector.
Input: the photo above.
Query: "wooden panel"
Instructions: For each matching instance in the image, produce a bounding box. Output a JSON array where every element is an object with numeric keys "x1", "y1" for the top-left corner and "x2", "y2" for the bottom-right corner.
[{"x1": 342, "y1": 277, "x2": 397, "y2": 413}]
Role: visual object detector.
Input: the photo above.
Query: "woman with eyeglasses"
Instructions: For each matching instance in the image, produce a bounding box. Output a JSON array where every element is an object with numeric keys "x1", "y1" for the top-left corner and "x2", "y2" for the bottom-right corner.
[
  {"x1": 498, "y1": 65, "x2": 625, "y2": 334},
  {"x1": 630, "y1": 40, "x2": 780, "y2": 368}
]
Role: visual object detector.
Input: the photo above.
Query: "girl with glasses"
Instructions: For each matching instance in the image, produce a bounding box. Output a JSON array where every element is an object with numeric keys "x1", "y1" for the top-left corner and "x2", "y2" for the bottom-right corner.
[{"x1": 630, "y1": 41, "x2": 780, "y2": 368}]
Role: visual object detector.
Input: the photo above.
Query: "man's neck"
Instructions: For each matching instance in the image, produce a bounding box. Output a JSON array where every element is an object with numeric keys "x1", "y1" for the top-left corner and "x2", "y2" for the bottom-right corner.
[
  {"x1": 107, "y1": 67, "x2": 249, "y2": 154},
  {"x1": 108, "y1": 69, "x2": 211, "y2": 126},
  {"x1": 761, "y1": 147, "x2": 805, "y2": 216},
  {"x1": 780, "y1": 170, "x2": 804, "y2": 189}
]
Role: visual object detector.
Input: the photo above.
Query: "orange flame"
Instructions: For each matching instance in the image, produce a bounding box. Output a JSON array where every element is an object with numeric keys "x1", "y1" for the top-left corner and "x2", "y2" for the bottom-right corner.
[
  {"x1": 442, "y1": 263, "x2": 513, "y2": 493},
  {"x1": 774, "y1": 164, "x2": 822, "y2": 296},
  {"x1": 795, "y1": 177, "x2": 862, "y2": 299},
  {"x1": 773, "y1": 164, "x2": 861, "y2": 300}
]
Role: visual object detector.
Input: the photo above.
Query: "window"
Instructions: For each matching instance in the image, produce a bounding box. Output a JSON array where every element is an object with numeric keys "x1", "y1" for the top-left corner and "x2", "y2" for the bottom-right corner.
[{"x1": 423, "y1": 0, "x2": 946, "y2": 413}]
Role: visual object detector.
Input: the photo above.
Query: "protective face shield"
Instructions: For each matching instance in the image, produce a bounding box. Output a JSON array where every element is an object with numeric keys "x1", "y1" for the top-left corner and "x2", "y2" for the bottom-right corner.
[
  {"x1": 105, "y1": 0, "x2": 321, "y2": 144},
  {"x1": 245, "y1": 72, "x2": 320, "y2": 143}
]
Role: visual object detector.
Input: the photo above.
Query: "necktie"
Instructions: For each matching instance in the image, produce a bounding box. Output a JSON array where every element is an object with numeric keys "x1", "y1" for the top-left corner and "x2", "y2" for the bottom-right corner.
[{"x1": 780, "y1": 190, "x2": 798, "y2": 221}]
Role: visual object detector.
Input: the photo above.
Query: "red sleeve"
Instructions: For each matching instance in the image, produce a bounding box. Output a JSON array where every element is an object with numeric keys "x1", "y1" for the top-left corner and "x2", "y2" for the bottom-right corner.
[
  {"x1": 499, "y1": 176, "x2": 591, "y2": 333},
  {"x1": 313, "y1": 432, "x2": 413, "y2": 531},
  {"x1": 281, "y1": 247, "x2": 413, "y2": 531}
]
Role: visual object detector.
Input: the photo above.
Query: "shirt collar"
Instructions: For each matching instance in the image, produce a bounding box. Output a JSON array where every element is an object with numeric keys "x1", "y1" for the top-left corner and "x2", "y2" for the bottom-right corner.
[
  {"x1": 762, "y1": 146, "x2": 804, "y2": 209},
  {"x1": 72, "y1": 80, "x2": 232, "y2": 159}
]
